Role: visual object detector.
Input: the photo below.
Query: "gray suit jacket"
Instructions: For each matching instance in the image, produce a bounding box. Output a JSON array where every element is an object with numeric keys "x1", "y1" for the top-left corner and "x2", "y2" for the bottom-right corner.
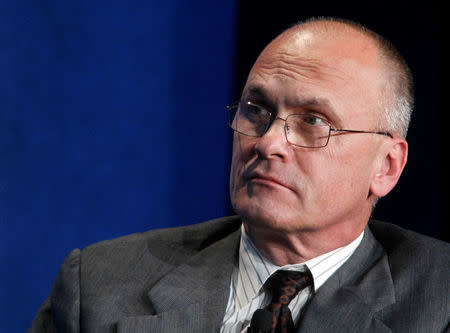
[{"x1": 29, "y1": 216, "x2": 450, "y2": 332}]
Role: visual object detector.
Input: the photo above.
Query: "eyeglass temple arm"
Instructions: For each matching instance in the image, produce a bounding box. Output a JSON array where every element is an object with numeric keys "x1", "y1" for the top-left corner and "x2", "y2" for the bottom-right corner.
[{"x1": 330, "y1": 128, "x2": 393, "y2": 138}]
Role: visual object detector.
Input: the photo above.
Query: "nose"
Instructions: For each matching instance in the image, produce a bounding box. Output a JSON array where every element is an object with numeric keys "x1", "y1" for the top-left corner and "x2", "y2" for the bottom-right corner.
[{"x1": 254, "y1": 117, "x2": 290, "y2": 160}]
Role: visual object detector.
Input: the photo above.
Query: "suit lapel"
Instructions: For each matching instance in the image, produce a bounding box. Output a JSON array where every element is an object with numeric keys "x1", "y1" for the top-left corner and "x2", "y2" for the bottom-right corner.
[
  {"x1": 297, "y1": 227, "x2": 395, "y2": 333},
  {"x1": 117, "y1": 226, "x2": 241, "y2": 333},
  {"x1": 116, "y1": 219, "x2": 396, "y2": 332}
]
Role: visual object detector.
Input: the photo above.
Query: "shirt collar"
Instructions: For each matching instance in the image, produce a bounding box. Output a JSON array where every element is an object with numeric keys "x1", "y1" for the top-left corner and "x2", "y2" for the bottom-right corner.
[{"x1": 236, "y1": 224, "x2": 364, "y2": 306}]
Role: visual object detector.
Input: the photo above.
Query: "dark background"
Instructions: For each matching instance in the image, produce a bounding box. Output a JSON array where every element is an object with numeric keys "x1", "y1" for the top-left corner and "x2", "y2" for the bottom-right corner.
[
  {"x1": 232, "y1": 0, "x2": 447, "y2": 241},
  {"x1": 1, "y1": 1, "x2": 446, "y2": 331}
]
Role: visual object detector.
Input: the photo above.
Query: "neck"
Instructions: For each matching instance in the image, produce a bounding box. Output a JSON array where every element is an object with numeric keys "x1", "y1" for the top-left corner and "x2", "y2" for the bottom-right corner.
[{"x1": 243, "y1": 220, "x2": 366, "y2": 266}]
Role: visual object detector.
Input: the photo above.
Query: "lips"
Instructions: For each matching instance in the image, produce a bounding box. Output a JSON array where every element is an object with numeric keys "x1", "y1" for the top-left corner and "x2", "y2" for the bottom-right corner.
[{"x1": 246, "y1": 171, "x2": 290, "y2": 190}]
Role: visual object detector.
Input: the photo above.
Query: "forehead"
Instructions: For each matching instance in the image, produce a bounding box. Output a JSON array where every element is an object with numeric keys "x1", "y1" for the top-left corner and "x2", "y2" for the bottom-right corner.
[
  {"x1": 245, "y1": 84, "x2": 339, "y2": 119},
  {"x1": 243, "y1": 27, "x2": 384, "y2": 124}
]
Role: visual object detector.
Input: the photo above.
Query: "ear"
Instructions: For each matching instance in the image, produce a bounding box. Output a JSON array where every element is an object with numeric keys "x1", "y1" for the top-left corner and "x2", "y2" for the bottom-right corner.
[{"x1": 369, "y1": 138, "x2": 408, "y2": 198}]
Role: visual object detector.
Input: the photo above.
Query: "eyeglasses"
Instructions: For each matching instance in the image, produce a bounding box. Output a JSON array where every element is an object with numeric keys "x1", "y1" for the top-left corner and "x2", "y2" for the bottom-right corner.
[{"x1": 226, "y1": 101, "x2": 392, "y2": 148}]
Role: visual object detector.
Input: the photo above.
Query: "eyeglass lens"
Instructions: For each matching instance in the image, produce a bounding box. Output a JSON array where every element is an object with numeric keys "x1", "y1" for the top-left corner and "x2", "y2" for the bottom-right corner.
[{"x1": 229, "y1": 103, "x2": 330, "y2": 148}]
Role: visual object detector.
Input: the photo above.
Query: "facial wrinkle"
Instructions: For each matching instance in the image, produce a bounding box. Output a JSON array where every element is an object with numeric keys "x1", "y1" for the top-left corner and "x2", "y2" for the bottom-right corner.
[{"x1": 256, "y1": 52, "x2": 346, "y2": 84}]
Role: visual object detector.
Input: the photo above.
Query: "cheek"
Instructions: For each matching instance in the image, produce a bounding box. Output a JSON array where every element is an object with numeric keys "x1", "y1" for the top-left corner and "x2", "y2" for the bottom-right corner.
[
  {"x1": 229, "y1": 154, "x2": 241, "y2": 192},
  {"x1": 295, "y1": 146, "x2": 345, "y2": 189},
  {"x1": 230, "y1": 135, "x2": 256, "y2": 189},
  {"x1": 318, "y1": 146, "x2": 375, "y2": 201}
]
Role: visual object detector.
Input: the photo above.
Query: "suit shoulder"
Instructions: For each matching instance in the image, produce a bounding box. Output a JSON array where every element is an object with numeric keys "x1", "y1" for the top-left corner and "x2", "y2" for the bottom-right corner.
[
  {"x1": 72, "y1": 216, "x2": 241, "y2": 308},
  {"x1": 83, "y1": 215, "x2": 241, "y2": 252},
  {"x1": 80, "y1": 215, "x2": 241, "y2": 267},
  {"x1": 369, "y1": 220, "x2": 449, "y2": 251},
  {"x1": 369, "y1": 220, "x2": 450, "y2": 271},
  {"x1": 368, "y1": 222, "x2": 449, "y2": 331}
]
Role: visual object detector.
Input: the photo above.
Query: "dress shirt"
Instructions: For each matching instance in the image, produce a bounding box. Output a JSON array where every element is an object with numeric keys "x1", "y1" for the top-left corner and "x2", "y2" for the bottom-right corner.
[{"x1": 220, "y1": 226, "x2": 364, "y2": 333}]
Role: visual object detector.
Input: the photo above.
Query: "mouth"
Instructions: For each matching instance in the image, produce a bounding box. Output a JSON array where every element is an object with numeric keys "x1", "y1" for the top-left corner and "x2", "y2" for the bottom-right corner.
[{"x1": 246, "y1": 172, "x2": 290, "y2": 190}]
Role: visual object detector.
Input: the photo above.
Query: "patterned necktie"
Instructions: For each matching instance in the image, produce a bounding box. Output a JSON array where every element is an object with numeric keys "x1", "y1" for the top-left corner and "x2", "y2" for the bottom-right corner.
[{"x1": 264, "y1": 270, "x2": 312, "y2": 333}]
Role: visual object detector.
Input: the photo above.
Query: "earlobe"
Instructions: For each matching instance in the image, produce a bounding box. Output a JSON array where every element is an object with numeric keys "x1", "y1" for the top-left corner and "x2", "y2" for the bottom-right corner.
[{"x1": 369, "y1": 139, "x2": 408, "y2": 198}]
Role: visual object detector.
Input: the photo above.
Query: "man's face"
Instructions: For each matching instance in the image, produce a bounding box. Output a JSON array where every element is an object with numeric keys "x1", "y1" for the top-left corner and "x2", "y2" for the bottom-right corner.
[{"x1": 230, "y1": 28, "x2": 389, "y2": 235}]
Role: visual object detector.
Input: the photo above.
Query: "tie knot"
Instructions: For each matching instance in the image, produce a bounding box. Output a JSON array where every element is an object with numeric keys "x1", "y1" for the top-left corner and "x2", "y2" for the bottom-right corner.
[
  {"x1": 266, "y1": 270, "x2": 312, "y2": 306},
  {"x1": 261, "y1": 270, "x2": 313, "y2": 333}
]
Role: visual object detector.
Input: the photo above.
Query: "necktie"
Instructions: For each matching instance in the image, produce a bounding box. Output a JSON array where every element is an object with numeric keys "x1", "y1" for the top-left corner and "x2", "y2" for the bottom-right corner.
[{"x1": 264, "y1": 270, "x2": 312, "y2": 333}]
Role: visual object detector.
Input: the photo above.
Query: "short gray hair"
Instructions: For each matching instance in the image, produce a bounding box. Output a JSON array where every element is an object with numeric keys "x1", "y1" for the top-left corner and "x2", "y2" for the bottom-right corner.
[{"x1": 376, "y1": 37, "x2": 414, "y2": 138}]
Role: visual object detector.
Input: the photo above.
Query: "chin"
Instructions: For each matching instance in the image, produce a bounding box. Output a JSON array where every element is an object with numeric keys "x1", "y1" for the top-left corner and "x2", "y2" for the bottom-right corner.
[{"x1": 233, "y1": 196, "x2": 306, "y2": 233}]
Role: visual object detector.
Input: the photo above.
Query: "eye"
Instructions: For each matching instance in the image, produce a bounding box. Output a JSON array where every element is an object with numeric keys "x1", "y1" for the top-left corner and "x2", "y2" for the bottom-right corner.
[
  {"x1": 241, "y1": 103, "x2": 270, "y2": 120},
  {"x1": 302, "y1": 114, "x2": 327, "y2": 126}
]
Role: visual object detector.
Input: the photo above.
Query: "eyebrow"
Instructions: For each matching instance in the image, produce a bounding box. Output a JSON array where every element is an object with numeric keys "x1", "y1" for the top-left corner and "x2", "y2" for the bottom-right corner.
[
  {"x1": 244, "y1": 86, "x2": 270, "y2": 100},
  {"x1": 243, "y1": 85, "x2": 343, "y2": 126},
  {"x1": 243, "y1": 86, "x2": 276, "y2": 107}
]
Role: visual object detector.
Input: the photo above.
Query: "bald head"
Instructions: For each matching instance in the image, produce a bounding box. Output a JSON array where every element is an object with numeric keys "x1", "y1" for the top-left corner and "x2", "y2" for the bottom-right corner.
[{"x1": 251, "y1": 17, "x2": 413, "y2": 138}]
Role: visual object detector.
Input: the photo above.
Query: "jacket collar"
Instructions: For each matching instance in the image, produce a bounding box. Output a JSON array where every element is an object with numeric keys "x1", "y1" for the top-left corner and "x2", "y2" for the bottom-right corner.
[
  {"x1": 117, "y1": 225, "x2": 241, "y2": 333},
  {"x1": 296, "y1": 225, "x2": 395, "y2": 332}
]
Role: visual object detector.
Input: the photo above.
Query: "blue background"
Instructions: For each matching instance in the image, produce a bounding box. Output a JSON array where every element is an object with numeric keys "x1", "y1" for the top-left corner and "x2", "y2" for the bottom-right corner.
[
  {"x1": 1, "y1": 1, "x2": 446, "y2": 332},
  {"x1": 1, "y1": 1, "x2": 236, "y2": 331}
]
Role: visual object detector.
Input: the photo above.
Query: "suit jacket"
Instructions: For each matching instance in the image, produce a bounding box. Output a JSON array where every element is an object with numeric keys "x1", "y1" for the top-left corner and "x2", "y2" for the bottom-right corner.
[{"x1": 29, "y1": 216, "x2": 450, "y2": 332}]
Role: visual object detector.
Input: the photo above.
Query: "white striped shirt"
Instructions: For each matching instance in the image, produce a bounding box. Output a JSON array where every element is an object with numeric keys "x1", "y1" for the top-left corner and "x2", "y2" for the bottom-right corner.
[{"x1": 220, "y1": 226, "x2": 364, "y2": 333}]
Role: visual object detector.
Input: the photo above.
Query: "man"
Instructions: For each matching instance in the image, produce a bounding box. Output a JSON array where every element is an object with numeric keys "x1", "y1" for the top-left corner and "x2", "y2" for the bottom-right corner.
[{"x1": 29, "y1": 17, "x2": 449, "y2": 332}]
